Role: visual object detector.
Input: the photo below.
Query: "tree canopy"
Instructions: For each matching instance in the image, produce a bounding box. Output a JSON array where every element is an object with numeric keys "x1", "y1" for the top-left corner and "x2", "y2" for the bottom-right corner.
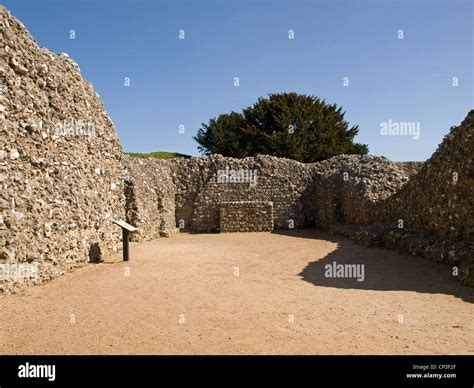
[{"x1": 194, "y1": 92, "x2": 368, "y2": 163}]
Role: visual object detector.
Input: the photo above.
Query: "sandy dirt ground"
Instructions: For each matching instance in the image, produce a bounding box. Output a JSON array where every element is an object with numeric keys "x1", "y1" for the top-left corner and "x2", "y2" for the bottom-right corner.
[{"x1": 1, "y1": 229, "x2": 473, "y2": 355}]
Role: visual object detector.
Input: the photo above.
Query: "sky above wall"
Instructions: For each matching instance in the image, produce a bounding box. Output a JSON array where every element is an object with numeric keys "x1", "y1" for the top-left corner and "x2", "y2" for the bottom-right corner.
[{"x1": 4, "y1": 0, "x2": 473, "y2": 161}]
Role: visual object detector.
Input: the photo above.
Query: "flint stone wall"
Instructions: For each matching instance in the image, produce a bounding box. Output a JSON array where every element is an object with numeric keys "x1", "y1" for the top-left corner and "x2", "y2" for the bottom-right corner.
[
  {"x1": 308, "y1": 155, "x2": 421, "y2": 228},
  {"x1": 126, "y1": 155, "x2": 315, "y2": 233},
  {"x1": 0, "y1": 7, "x2": 125, "y2": 293},
  {"x1": 330, "y1": 223, "x2": 473, "y2": 286},
  {"x1": 2, "y1": 5, "x2": 472, "y2": 291},
  {"x1": 376, "y1": 111, "x2": 474, "y2": 243},
  {"x1": 220, "y1": 201, "x2": 274, "y2": 232},
  {"x1": 128, "y1": 154, "x2": 416, "y2": 234},
  {"x1": 123, "y1": 156, "x2": 176, "y2": 242},
  {"x1": 125, "y1": 112, "x2": 472, "y2": 284},
  {"x1": 176, "y1": 155, "x2": 314, "y2": 232},
  {"x1": 318, "y1": 112, "x2": 473, "y2": 285}
]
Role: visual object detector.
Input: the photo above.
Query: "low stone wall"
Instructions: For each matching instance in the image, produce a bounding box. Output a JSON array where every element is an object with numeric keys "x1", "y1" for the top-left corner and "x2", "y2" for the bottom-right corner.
[
  {"x1": 330, "y1": 223, "x2": 473, "y2": 287},
  {"x1": 220, "y1": 201, "x2": 274, "y2": 232}
]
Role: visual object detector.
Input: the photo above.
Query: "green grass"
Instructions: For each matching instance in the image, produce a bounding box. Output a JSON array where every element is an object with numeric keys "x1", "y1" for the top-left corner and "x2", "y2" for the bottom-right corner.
[{"x1": 125, "y1": 151, "x2": 191, "y2": 159}]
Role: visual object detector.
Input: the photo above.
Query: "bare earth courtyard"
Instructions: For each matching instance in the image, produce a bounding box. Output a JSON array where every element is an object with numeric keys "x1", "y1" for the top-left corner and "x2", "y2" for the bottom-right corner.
[{"x1": 1, "y1": 230, "x2": 472, "y2": 355}]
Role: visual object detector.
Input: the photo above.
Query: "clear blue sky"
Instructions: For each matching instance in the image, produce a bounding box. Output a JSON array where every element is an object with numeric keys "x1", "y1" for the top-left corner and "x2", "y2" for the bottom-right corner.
[{"x1": 4, "y1": 0, "x2": 473, "y2": 161}]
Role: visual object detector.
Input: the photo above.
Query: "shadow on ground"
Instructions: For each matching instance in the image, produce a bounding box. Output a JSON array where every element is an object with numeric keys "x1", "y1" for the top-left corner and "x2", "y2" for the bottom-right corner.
[{"x1": 272, "y1": 229, "x2": 474, "y2": 303}]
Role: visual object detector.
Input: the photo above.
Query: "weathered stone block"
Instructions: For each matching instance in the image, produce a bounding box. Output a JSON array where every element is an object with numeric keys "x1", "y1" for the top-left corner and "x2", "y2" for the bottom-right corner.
[{"x1": 220, "y1": 201, "x2": 273, "y2": 233}]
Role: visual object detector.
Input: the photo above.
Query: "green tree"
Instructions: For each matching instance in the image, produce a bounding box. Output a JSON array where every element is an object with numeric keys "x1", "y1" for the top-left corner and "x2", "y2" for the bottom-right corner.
[
  {"x1": 194, "y1": 93, "x2": 368, "y2": 162},
  {"x1": 194, "y1": 112, "x2": 250, "y2": 158}
]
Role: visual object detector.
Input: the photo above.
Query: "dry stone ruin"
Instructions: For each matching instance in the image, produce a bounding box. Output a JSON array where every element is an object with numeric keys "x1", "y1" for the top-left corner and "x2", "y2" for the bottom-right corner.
[
  {"x1": 1, "y1": 6, "x2": 125, "y2": 293},
  {"x1": 1, "y1": 5, "x2": 472, "y2": 294}
]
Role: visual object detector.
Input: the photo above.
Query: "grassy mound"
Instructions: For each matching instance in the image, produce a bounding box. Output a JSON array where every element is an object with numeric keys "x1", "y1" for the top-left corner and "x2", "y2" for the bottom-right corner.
[{"x1": 125, "y1": 151, "x2": 191, "y2": 159}]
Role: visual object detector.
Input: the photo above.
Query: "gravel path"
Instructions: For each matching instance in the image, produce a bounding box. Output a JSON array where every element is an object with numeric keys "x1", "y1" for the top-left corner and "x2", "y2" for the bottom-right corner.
[{"x1": 1, "y1": 230, "x2": 473, "y2": 355}]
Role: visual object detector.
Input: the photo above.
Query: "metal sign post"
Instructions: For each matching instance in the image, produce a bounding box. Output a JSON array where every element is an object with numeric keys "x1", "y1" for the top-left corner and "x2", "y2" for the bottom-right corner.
[{"x1": 113, "y1": 220, "x2": 137, "y2": 261}]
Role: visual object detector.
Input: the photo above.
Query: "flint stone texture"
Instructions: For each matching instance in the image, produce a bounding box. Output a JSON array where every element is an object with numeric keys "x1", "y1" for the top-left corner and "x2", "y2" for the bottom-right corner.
[
  {"x1": 122, "y1": 156, "x2": 176, "y2": 241},
  {"x1": 170, "y1": 155, "x2": 315, "y2": 232},
  {"x1": 123, "y1": 154, "x2": 316, "y2": 233},
  {"x1": 330, "y1": 223, "x2": 473, "y2": 287},
  {"x1": 377, "y1": 111, "x2": 474, "y2": 243},
  {"x1": 125, "y1": 154, "x2": 417, "y2": 234},
  {"x1": 2, "y1": 5, "x2": 473, "y2": 292},
  {"x1": 220, "y1": 201, "x2": 274, "y2": 233},
  {"x1": 307, "y1": 155, "x2": 421, "y2": 228},
  {"x1": 0, "y1": 6, "x2": 125, "y2": 293},
  {"x1": 125, "y1": 112, "x2": 472, "y2": 285}
]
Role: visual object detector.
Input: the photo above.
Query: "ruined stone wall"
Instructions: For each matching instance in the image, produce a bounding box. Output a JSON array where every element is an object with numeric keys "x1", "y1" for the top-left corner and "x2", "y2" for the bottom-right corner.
[
  {"x1": 123, "y1": 156, "x2": 176, "y2": 242},
  {"x1": 0, "y1": 6, "x2": 125, "y2": 293},
  {"x1": 330, "y1": 223, "x2": 473, "y2": 286},
  {"x1": 220, "y1": 201, "x2": 274, "y2": 232},
  {"x1": 318, "y1": 112, "x2": 473, "y2": 285},
  {"x1": 127, "y1": 153, "x2": 420, "y2": 235},
  {"x1": 125, "y1": 153, "x2": 427, "y2": 238},
  {"x1": 166, "y1": 157, "x2": 218, "y2": 231},
  {"x1": 2, "y1": 5, "x2": 471, "y2": 292},
  {"x1": 377, "y1": 111, "x2": 474, "y2": 243},
  {"x1": 309, "y1": 155, "x2": 421, "y2": 227},
  {"x1": 169, "y1": 155, "x2": 315, "y2": 232},
  {"x1": 311, "y1": 110, "x2": 473, "y2": 246},
  {"x1": 120, "y1": 112, "x2": 473, "y2": 285},
  {"x1": 124, "y1": 155, "x2": 314, "y2": 235}
]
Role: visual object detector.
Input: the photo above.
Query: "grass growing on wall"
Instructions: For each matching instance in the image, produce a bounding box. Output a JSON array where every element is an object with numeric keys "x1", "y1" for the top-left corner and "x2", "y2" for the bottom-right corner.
[{"x1": 125, "y1": 151, "x2": 191, "y2": 159}]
